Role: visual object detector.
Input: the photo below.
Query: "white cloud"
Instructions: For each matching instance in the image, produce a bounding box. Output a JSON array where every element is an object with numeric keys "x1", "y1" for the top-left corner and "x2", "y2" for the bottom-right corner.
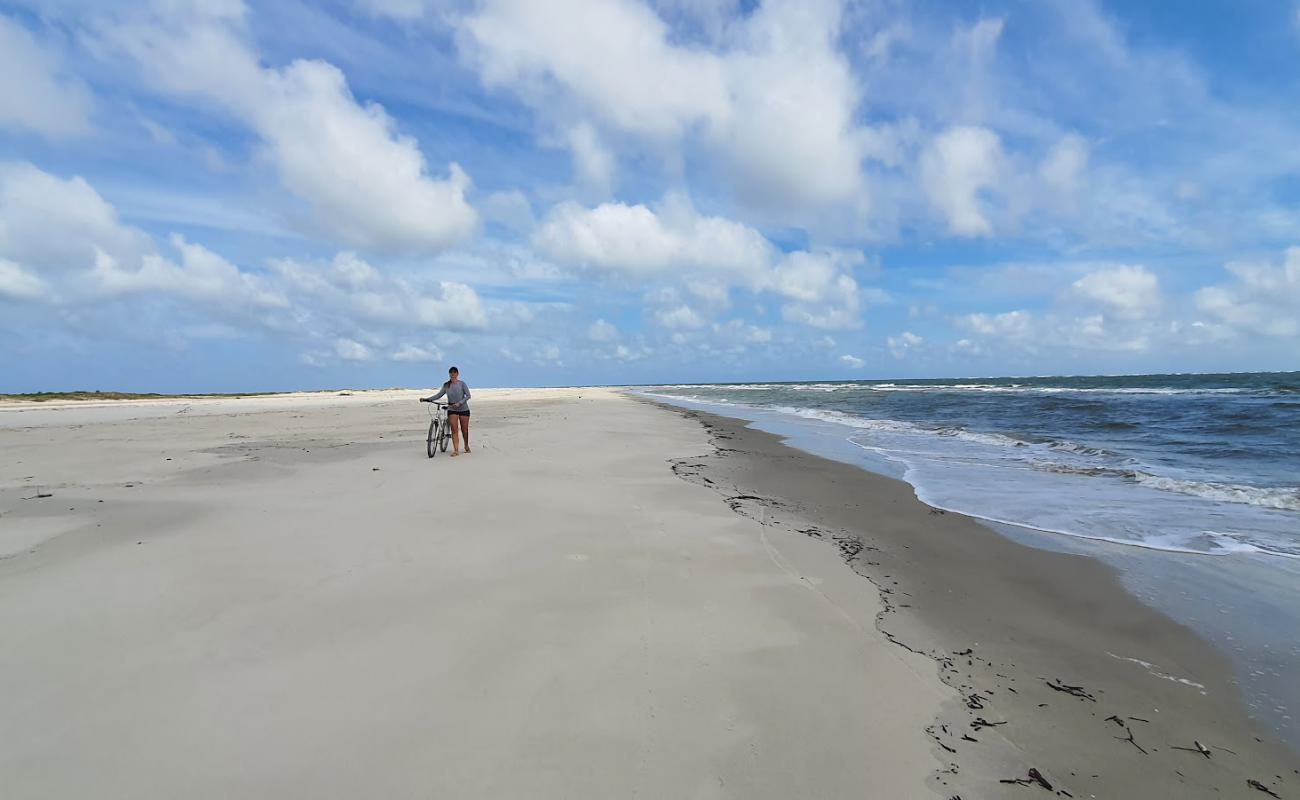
[
  {"x1": 533, "y1": 195, "x2": 772, "y2": 278},
  {"x1": 957, "y1": 309, "x2": 1034, "y2": 339},
  {"x1": 458, "y1": 0, "x2": 867, "y2": 212},
  {"x1": 0, "y1": 16, "x2": 93, "y2": 138},
  {"x1": 101, "y1": 3, "x2": 477, "y2": 253},
  {"x1": 958, "y1": 308, "x2": 1152, "y2": 352},
  {"x1": 258, "y1": 61, "x2": 478, "y2": 252},
  {"x1": 91, "y1": 235, "x2": 287, "y2": 312},
  {"x1": 0, "y1": 258, "x2": 48, "y2": 300},
  {"x1": 1194, "y1": 247, "x2": 1300, "y2": 337},
  {"x1": 391, "y1": 343, "x2": 443, "y2": 362},
  {"x1": 1069, "y1": 264, "x2": 1161, "y2": 319},
  {"x1": 712, "y1": 319, "x2": 771, "y2": 344},
  {"x1": 1040, "y1": 133, "x2": 1089, "y2": 197},
  {"x1": 920, "y1": 125, "x2": 1003, "y2": 236},
  {"x1": 334, "y1": 338, "x2": 375, "y2": 361},
  {"x1": 887, "y1": 330, "x2": 923, "y2": 359},
  {"x1": 0, "y1": 162, "x2": 149, "y2": 271},
  {"x1": 534, "y1": 195, "x2": 866, "y2": 329},
  {"x1": 652, "y1": 304, "x2": 707, "y2": 330},
  {"x1": 587, "y1": 318, "x2": 619, "y2": 341},
  {"x1": 274, "y1": 252, "x2": 489, "y2": 332},
  {"x1": 567, "y1": 122, "x2": 616, "y2": 194},
  {"x1": 840, "y1": 354, "x2": 865, "y2": 369}
]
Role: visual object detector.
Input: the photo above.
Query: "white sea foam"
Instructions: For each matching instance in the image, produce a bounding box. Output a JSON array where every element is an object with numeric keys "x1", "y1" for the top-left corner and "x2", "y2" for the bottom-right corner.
[
  {"x1": 1133, "y1": 475, "x2": 1300, "y2": 512},
  {"x1": 641, "y1": 387, "x2": 1300, "y2": 560}
]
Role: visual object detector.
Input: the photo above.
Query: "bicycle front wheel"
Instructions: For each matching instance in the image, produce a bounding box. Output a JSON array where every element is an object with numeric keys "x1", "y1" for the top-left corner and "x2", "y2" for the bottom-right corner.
[{"x1": 427, "y1": 418, "x2": 440, "y2": 458}]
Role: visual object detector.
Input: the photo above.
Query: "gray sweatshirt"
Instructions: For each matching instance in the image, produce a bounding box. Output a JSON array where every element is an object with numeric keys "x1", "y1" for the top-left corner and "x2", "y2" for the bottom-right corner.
[{"x1": 425, "y1": 380, "x2": 470, "y2": 410}]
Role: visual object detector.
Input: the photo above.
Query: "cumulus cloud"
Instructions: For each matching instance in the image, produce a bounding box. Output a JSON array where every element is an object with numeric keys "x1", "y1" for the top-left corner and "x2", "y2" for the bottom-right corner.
[
  {"x1": 458, "y1": 0, "x2": 867, "y2": 212},
  {"x1": 334, "y1": 338, "x2": 375, "y2": 361},
  {"x1": 1, "y1": 164, "x2": 280, "y2": 319},
  {"x1": 957, "y1": 308, "x2": 1152, "y2": 352},
  {"x1": 0, "y1": 16, "x2": 93, "y2": 138},
  {"x1": 587, "y1": 318, "x2": 619, "y2": 341},
  {"x1": 567, "y1": 123, "x2": 616, "y2": 194},
  {"x1": 273, "y1": 252, "x2": 489, "y2": 332},
  {"x1": 0, "y1": 162, "x2": 149, "y2": 271},
  {"x1": 957, "y1": 309, "x2": 1034, "y2": 339},
  {"x1": 919, "y1": 126, "x2": 1003, "y2": 236},
  {"x1": 91, "y1": 235, "x2": 287, "y2": 313},
  {"x1": 0, "y1": 258, "x2": 49, "y2": 300},
  {"x1": 391, "y1": 343, "x2": 444, "y2": 362},
  {"x1": 651, "y1": 304, "x2": 707, "y2": 330},
  {"x1": 1069, "y1": 264, "x2": 1161, "y2": 319},
  {"x1": 534, "y1": 195, "x2": 866, "y2": 329},
  {"x1": 533, "y1": 195, "x2": 772, "y2": 278},
  {"x1": 100, "y1": 2, "x2": 477, "y2": 253},
  {"x1": 840, "y1": 353, "x2": 865, "y2": 369},
  {"x1": 1194, "y1": 247, "x2": 1300, "y2": 337},
  {"x1": 887, "y1": 330, "x2": 923, "y2": 359},
  {"x1": 1040, "y1": 133, "x2": 1089, "y2": 197}
]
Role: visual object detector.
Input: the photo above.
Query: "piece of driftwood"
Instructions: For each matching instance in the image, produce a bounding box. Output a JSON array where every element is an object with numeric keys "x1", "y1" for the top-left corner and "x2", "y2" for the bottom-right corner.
[
  {"x1": 1247, "y1": 779, "x2": 1281, "y2": 798},
  {"x1": 1045, "y1": 679, "x2": 1096, "y2": 701},
  {"x1": 999, "y1": 768, "x2": 1053, "y2": 790},
  {"x1": 971, "y1": 717, "x2": 1007, "y2": 730},
  {"x1": 1116, "y1": 726, "x2": 1148, "y2": 755},
  {"x1": 1170, "y1": 741, "x2": 1212, "y2": 758}
]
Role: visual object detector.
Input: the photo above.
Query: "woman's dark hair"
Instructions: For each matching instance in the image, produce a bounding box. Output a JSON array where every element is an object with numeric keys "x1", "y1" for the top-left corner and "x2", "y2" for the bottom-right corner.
[{"x1": 449, "y1": 366, "x2": 459, "y2": 373}]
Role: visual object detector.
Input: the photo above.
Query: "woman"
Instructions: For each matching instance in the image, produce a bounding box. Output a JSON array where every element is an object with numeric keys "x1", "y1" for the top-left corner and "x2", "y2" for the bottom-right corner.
[{"x1": 422, "y1": 366, "x2": 471, "y2": 456}]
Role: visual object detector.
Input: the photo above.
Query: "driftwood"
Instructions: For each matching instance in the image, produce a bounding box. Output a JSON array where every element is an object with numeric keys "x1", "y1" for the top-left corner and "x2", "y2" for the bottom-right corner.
[
  {"x1": 1247, "y1": 779, "x2": 1281, "y2": 798},
  {"x1": 1045, "y1": 679, "x2": 1096, "y2": 701},
  {"x1": 1170, "y1": 740, "x2": 1212, "y2": 759},
  {"x1": 999, "y1": 768, "x2": 1053, "y2": 790},
  {"x1": 1116, "y1": 726, "x2": 1148, "y2": 755},
  {"x1": 971, "y1": 717, "x2": 1008, "y2": 730}
]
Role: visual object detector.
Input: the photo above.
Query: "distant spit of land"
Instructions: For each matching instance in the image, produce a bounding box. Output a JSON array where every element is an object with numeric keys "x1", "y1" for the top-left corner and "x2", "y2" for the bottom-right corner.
[{"x1": 1, "y1": 390, "x2": 318, "y2": 402}]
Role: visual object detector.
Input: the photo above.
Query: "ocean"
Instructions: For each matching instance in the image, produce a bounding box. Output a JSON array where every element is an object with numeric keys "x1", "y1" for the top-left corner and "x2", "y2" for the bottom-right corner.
[
  {"x1": 643, "y1": 371, "x2": 1300, "y2": 745},
  {"x1": 644, "y1": 372, "x2": 1300, "y2": 560}
]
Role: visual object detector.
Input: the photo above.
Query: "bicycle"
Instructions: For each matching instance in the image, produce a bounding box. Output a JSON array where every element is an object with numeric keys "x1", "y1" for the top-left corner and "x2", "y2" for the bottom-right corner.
[{"x1": 420, "y1": 400, "x2": 451, "y2": 458}]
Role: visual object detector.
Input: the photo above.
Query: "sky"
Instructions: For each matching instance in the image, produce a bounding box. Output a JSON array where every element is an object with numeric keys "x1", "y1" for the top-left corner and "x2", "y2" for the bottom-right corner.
[{"x1": 1, "y1": 0, "x2": 1298, "y2": 392}]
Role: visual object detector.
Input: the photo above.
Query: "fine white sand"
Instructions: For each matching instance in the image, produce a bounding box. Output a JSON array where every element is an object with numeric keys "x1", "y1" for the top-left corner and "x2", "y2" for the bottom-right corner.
[{"x1": 0, "y1": 389, "x2": 947, "y2": 799}]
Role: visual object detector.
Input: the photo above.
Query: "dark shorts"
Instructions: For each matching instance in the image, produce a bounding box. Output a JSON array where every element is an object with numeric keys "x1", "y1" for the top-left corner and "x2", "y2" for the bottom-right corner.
[{"x1": 448, "y1": 408, "x2": 470, "y2": 417}]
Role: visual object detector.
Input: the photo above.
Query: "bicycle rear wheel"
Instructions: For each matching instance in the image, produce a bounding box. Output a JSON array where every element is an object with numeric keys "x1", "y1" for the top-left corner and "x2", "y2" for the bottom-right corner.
[
  {"x1": 440, "y1": 419, "x2": 451, "y2": 452},
  {"x1": 427, "y1": 418, "x2": 440, "y2": 458}
]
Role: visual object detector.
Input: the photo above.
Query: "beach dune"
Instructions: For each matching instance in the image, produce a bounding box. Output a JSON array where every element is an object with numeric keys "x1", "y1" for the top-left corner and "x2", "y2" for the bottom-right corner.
[{"x1": 0, "y1": 389, "x2": 946, "y2": 798}]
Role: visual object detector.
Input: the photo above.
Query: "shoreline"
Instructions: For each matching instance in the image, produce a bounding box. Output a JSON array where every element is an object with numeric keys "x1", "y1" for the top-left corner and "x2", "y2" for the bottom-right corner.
[{"x1": 651, "y1": 400, "x2": 1298, "y2": 798}]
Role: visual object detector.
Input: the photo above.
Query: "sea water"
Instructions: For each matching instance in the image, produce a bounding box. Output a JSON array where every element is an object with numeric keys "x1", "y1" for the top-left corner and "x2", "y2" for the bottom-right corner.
[
  {"x1": 645, "y1": 372, "x2": 1300, "y2": 559},
  {"x1": 642, "y1": 371, "x2": 1300, "y2": 748}
]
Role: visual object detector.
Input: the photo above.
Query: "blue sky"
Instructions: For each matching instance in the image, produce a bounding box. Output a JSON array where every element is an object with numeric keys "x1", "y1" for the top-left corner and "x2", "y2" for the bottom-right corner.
[{"x1": 1, "y1": 0, "x2": 1298, "y2": 391}]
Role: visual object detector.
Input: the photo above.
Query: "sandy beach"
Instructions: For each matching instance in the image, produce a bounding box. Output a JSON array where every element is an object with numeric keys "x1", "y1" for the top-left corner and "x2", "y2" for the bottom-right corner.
[
  {"x1": 660, "y1": 402, "x2": 1299, "y2": 799},
  {"x1": 1, "y1": 388, "x2": 947, "y2": 798}
]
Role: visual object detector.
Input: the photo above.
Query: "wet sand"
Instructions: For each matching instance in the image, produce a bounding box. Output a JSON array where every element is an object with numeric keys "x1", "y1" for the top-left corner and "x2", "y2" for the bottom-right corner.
[{"x1": 658, "y1": 402, "x2": 1298, "y2": 798}]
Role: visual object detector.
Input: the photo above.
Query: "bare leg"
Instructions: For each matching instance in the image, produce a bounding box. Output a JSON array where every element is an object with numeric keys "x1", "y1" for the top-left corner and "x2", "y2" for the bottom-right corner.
[
  {"x1": 448, "y1": 414, "x2": 462, "y2": 456},
  {"x1": 461, "y1": 416, "x2": 471, "y2": 452}
]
